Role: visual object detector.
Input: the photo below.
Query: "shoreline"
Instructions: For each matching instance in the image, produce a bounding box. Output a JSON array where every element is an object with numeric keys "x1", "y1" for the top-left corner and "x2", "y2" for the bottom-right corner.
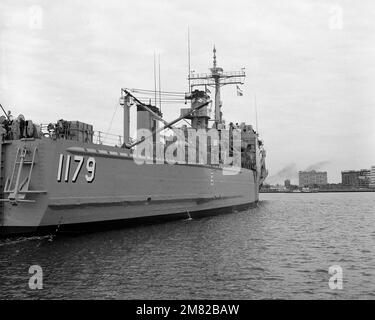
[{"x1": 260, "y1": 189, "x2": 375, "y2": 193}]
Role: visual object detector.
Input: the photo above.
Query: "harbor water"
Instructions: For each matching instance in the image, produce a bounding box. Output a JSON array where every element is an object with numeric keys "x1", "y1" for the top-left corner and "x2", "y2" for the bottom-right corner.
[{"x1": 0, "y1": 192, "x2": 374, "y2": 299}]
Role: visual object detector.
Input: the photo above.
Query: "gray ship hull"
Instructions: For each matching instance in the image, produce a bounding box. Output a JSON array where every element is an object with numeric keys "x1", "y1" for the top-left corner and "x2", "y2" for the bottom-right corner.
[{"x1": 0, "y1": 138, "x2": 260, "y2": 237}]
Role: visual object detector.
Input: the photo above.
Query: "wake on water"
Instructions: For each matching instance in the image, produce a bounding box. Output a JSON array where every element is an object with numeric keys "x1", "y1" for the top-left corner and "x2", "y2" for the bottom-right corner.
[{"x1": 0, "y1": 235, "x2": 53, "y2": 247}]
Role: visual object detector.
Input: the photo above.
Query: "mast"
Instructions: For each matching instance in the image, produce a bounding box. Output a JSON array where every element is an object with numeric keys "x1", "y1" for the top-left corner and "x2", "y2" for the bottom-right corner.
[
  {"x1": 188, "y1": 46, "x2": 246, "y2": 128},
  {"x1": 211, "y1": 46, "x2": 222, "y2": 125},
  {"x1": 158, "y1": 54, "x2": 162, "y2": 112},
  {"x1": 188, "y1": 26, "x2": 191, "y2": 93},
  {"x1": 254, "y1": 93, "x2": 258, "y2": 133},
  {"x1": 120, "y1": 90, "x2": 130, "y2": 146},
  {"x1": 153, "y1": 51, "x2": 157, "y2": 107}
]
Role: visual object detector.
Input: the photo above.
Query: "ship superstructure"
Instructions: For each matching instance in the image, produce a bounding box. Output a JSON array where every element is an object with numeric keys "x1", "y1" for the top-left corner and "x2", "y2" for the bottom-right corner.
[{"x1": 0, "y1": 48, "x2": 267, "y2": 237}]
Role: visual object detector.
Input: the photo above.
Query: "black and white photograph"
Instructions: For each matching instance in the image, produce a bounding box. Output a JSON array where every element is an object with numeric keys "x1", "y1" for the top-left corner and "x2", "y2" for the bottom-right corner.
[{"x1": 0, "y1": 0, "x2": 374, "y2": 305}]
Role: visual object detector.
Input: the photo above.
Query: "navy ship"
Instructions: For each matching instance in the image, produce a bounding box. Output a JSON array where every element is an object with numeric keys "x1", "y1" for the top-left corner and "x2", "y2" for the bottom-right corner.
[{"x1": 0, "y1": 48, "x2": 267, "y2": 237}]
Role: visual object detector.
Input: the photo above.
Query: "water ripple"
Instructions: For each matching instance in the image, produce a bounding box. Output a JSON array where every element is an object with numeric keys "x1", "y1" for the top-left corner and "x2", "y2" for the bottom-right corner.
[{"x1": 0, "y1": 192, "x2": 374, "y2": 299}]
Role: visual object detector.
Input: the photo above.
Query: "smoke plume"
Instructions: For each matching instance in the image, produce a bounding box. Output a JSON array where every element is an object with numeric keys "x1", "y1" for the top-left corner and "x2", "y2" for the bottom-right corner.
[
  {"x1": 304, "y1": 161, "x2": 330, "y2": 171},
  {"x1": 265, "y1": 163, "x2": 298, "y2": 184}
]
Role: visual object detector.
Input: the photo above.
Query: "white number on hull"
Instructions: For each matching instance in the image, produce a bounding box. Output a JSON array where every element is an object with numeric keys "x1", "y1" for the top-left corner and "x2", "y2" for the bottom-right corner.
[
  {"x1": 85, "y1": 157, "x2": 96, "y2": 183},
  {"x1": 57, "y1": 154, "x2": 96, "y2": 183},
  {"x1": 72, "y1": 156, "x2": 84, "y2": 182},
  {"x1": 64, "y1": 155, "x2": 71, "y2": 182},
  {"x1": 57, "y1": 154, "x2": 64, "y2": 182}
]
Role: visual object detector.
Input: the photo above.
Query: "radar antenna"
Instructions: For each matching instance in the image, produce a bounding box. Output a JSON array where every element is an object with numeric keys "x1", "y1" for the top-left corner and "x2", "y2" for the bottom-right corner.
[{"x1": 188, "y1": 46, "x2": 246, "y2": 127}]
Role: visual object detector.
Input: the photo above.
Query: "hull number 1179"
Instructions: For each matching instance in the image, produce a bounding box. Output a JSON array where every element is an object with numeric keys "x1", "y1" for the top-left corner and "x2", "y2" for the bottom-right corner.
[{"x1": 57, "y1": 154, "x2": 96, "y2": 183}]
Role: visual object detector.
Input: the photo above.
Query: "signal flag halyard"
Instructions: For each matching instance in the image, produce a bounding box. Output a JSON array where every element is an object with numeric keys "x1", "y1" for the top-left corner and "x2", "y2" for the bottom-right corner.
[{"x1": 236, "y1": 85, "x2": 243, "y2": 96}]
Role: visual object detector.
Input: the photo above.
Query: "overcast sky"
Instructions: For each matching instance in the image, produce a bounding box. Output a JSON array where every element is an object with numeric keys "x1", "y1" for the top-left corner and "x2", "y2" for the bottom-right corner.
[{"x1": 1, "y1": 0, "x2": 375, "y2": 183}]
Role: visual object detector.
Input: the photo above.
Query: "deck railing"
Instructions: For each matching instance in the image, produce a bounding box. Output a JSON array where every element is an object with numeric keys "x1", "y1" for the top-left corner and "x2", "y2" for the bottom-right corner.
[{"x1": 40, "y1": 124, "x2": 125, "y2": 147}]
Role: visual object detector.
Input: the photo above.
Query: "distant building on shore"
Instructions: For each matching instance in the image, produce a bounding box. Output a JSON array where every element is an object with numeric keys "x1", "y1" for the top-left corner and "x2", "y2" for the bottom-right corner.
[
  {"x1": 298, "y1": 170, "x2": 327, "y2": 187},
  {"x1": 342, "y1": 169, "x2": 371, "y2": 188},
  {"x1": 370, "y1": 166, "x2": 375, "y2": 188},
  {"x1": 284, "y1": 179, "x2": 291, "y2": 188}
]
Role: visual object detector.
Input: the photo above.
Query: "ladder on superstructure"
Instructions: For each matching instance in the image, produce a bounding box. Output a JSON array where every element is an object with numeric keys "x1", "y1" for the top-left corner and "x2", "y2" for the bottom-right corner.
[
  {"x1": 2, "y1": 146, "x2": 46, "y2": 204},
  {"x1": 0, "y1": 142, "x2": 5, "y2": 225}
]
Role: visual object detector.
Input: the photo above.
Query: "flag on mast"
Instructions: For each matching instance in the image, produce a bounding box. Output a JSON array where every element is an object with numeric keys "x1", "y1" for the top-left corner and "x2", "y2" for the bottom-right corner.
[{"x1": 236, "y1": 85, "x2": 243, "y2": 96}]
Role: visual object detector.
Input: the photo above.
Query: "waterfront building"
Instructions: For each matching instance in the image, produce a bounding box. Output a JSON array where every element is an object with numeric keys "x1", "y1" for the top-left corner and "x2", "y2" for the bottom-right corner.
[
  {"x1": 370, "y1": 166, "x2": 375, "y2": 188},
  {"x1": 284, "y1": 179, "x2": 291, "y2": 188},
  {"x1": 298, "y1": 170, "x2": 327, "y2": 187},
  {"x1": 342, "y1": 169, "x2": 371, "y2": 188}
]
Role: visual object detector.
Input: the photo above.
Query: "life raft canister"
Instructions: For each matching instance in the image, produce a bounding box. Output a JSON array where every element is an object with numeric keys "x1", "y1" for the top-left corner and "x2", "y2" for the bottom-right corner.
[
  {"x1": 11, "y1": 120, "x2": 20, "y2": 139},
  {"x1": 24, "y1": 120, "x2": 35, "y2": 138}
]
